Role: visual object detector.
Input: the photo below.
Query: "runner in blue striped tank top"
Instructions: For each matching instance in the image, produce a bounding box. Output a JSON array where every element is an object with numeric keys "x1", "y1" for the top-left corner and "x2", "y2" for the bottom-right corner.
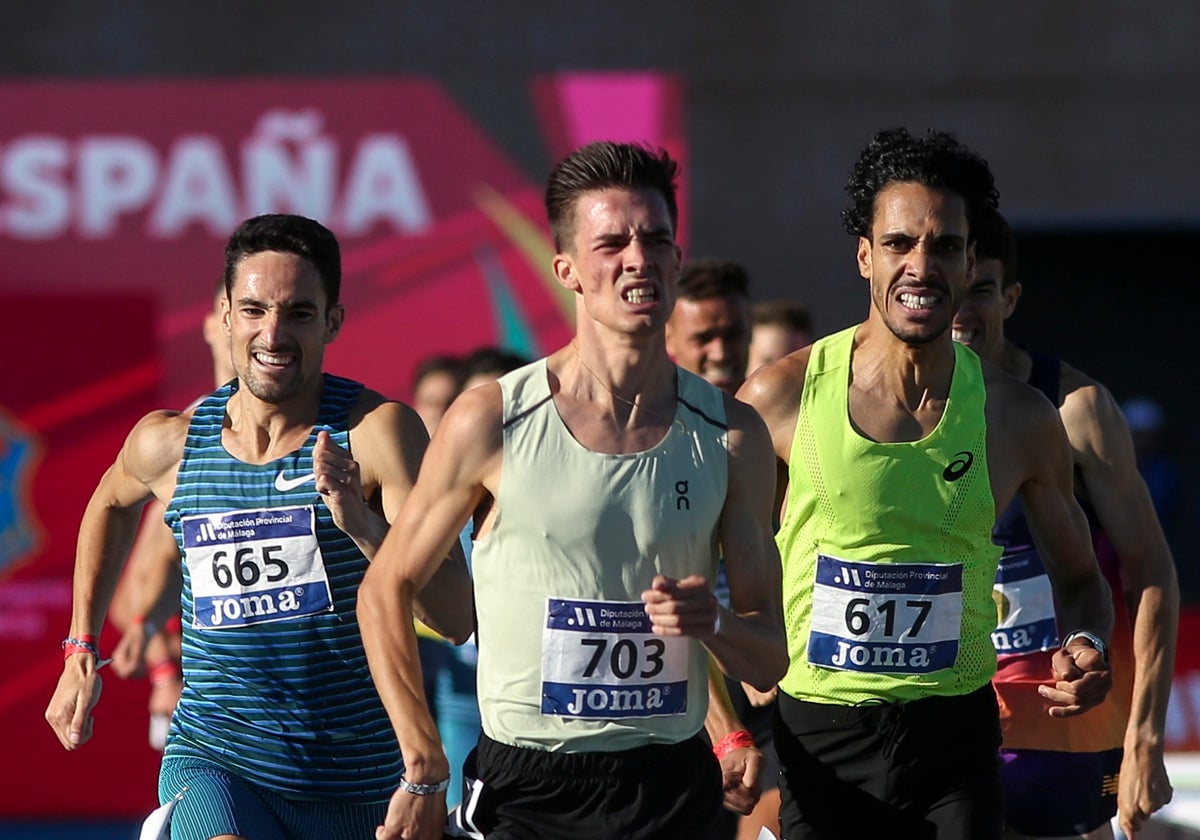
[{"x1": 47, "y1": 214, "x2": 473, "y2": 840}]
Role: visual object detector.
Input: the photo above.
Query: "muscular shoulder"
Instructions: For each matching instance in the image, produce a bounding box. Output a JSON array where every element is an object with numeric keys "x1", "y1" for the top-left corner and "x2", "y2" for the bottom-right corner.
[
  {"x1": 722, "y1": 391, "x2": 773, "y2": 456},
  {"x1": 1055, "y1": 361, "x2": 1129, "y2": 468},
  {"x1": 349, "y1": 389, "x2": 428, "y2": 445},
  {"x1": 740, "y1": 348, "x2": 810, "y2": 411},
  {"x1": 347, "y1": 389, "x2": 431, "y2": 477},
  {"x1": 736, "y1": 346, "x2": 811, "y2": 461},
  {"x1": 982, "y1": 358, "x2": 1063, "y2": 449},
  {"x1": 123, "y1": 410, "x2": 190, "y2": 481},
  {"x1": 436, "y1": 382, "x2": 504, "y2": 447}
]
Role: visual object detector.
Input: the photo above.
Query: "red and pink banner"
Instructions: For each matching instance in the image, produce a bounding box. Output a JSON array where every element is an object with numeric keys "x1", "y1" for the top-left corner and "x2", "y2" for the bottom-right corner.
[{"x1": 0, "y1": 75, "x2": 685, "y2": 818}]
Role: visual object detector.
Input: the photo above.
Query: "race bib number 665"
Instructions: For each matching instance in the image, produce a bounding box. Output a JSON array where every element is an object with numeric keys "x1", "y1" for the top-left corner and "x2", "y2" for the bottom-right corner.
[
  {"x1": 182, "y1": 506, "x2": 333, "y2": 629},
  {"x1": 541, "y1": 598, "x2": 689, "y2": 720}
]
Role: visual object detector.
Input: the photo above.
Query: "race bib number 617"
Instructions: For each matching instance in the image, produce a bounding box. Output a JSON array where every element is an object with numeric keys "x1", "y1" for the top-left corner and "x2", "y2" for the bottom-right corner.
[{"x1": 807, "y1": 555, "x2": 964, "y2": 674}]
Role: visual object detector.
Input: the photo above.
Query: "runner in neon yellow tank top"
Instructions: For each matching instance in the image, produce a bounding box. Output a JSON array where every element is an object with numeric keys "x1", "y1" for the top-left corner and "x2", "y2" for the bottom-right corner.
[{"x1": 739, "y1": 128, "x2": 1116, "y2": 840}]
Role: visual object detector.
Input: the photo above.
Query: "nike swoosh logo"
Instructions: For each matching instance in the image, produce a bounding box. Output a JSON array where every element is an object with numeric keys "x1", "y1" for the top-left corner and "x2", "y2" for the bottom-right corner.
[{"x1": 274, "y1": 470, "x2": 316, "y2": 492}]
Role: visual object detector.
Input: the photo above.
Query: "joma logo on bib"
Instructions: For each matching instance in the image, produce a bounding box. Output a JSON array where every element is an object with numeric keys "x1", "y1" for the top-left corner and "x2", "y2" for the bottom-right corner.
[
  {"x1": 207, "y1": 588, "x2": 304, "y2": 627},
  {"x1": 565, "y1": 685, "x2": 669, "y2": 715},
  {"x1": 830, "y1": 640, "x2": 933, "y2": 669}
]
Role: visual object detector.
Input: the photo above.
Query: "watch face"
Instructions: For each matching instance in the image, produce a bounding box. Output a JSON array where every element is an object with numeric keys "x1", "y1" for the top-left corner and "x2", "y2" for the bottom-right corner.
[{"x1": 1065, "y1": 631, "x2": 1108, "y2": 661}]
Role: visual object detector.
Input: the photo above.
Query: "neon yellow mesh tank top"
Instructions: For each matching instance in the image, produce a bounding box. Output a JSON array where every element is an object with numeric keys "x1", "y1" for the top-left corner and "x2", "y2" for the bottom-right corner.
[{"x1": 777, "y1": 326, "x2": 1000, "y2": 704}]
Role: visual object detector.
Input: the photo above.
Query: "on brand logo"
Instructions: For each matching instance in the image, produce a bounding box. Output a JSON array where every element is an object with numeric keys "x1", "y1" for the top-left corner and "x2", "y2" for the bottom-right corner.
[{"x1": 675, "y1": 480, "x2": 690, "y2": 511}]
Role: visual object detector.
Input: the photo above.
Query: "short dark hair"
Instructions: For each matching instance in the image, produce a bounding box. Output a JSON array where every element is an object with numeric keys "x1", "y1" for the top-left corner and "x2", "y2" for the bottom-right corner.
[
  {"x1": 677, "y1": 258, "x2": 750, "y2": 302},
  {"x1": 841, "y1": 128, "x2": 999, "y2": 242},
  {"x1": 413, "y1": 354, "x2": 462, "y2": 389},
  {"x1": 224, "y1": 214, "x2": 342, "y2": 307},
  {"x1": 752, "y1": 299, "x2": 812, "y2": 335},
  {"x1": 461, "y1": 346, "x2": 529, "y2": 383},
  {"x1": 972, "y1": 208, "x2": 1019, "y2": 289},
  {"x1": 545, "y1": 141, "x2": 679, "y2": 253}
]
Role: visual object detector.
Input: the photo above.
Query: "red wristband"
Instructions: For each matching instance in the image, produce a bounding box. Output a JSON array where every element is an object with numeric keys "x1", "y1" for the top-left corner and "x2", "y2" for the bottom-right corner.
[
  {"x1": 713, "y1": 729, "x2": 755, "y2": 759},
  {"x1": 164, "y1": 614, "x2": 182, "y2": 635},
  {"x1": 148, "y1": 660, "x2": 182, "y2": 685},
  {"x1": 62, "y1": 635, "x2": 100, "y2": 661}
]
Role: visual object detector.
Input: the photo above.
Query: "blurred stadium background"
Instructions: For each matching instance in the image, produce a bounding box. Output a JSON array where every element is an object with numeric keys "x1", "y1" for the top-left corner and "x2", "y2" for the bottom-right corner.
[{"x1": 1, "y1": 3, "x2": 1196, "y2": 836}]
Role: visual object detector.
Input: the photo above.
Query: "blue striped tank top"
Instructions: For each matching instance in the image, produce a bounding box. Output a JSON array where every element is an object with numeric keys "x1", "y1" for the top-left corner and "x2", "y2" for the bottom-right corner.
[{"x1": 163, "y1": 374, "x2": 402, "y2": 800}]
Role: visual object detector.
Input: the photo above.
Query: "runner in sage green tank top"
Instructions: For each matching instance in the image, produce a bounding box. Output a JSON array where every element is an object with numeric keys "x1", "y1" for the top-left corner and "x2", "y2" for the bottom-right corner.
[{"x1": 359, "y1": 141, "x2": 787, "y2": 840}]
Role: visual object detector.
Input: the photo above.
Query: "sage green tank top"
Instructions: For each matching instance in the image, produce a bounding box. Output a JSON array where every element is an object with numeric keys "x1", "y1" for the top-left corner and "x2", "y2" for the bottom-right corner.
[
  {"x1": 472, "y1": 359, "x2": 729, "y2": 751},
  {"x1": 777, "y1": 326, "x2": 1000, "y2": 704}
]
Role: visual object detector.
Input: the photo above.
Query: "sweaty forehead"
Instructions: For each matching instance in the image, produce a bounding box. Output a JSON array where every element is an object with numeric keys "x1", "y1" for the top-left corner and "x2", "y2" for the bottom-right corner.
[
  {"x1": 574, "y1": 187, "x2": 673, "y2": 234},
  {"x1": 871, "y1": 182, "x2": 968, "y2": 235},
  {"x1": 232, "y1": 251, "x2": 325, "y2": 301}
]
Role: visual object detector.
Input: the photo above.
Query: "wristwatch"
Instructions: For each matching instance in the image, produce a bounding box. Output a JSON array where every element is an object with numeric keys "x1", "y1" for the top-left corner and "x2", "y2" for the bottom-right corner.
[
  {"x1": 397, "y1": 775, "x2": 450, "y2": 796},
  {"x1": 1061, "y1": 630, "x2": 1109, "y2": 663}
]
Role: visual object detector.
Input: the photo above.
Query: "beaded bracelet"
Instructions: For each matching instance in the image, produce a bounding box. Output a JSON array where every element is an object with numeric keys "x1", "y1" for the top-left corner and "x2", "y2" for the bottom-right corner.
[
  {"x1": 62, "y1": 636, "x2": 100, "y2": 661},
  {"x1": 713, "y1": 729, "x2": 755, "y2": 759},
  {"x1": 397, "y1": 775, "x2": 450, "y2": 796}
]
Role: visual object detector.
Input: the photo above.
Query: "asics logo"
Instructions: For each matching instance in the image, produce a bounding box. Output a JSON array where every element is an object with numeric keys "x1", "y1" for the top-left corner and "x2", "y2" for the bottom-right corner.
[
  {"x1": 274, "y1": 470, "x2": 315, "y2": 492},
  {"x1": 942, "y1": 451, "x2": 973, "y2": 482}
]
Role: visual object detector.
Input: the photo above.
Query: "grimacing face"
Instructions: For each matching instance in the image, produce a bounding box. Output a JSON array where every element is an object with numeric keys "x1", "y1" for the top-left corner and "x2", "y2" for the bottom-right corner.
[
  {"x1": 857, "y1": 182, "x2": 973, "y2": 347},
  {"x1": 223, "y1": 250, "x2": 342, "y2": 404},
  {"x1": 553, "y1": 187, "x2": 681, "y2": 339}
]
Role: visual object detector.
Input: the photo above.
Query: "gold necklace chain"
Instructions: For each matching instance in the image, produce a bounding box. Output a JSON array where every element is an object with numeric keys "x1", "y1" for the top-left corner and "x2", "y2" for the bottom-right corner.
[{"x1": 569, "y1": 341, "x2": 684, "y2": 433}]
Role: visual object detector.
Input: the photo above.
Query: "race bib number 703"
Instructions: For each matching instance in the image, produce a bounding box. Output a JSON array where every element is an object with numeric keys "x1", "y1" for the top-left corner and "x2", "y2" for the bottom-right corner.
[{"x1": 541, "y1": 598, "x2": 689, "y2": 720}]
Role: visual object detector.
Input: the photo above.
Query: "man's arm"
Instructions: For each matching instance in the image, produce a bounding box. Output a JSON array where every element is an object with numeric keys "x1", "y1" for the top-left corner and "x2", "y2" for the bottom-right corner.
[
  {"x1": 704, "y1": 658, "x2": 764, "y2": 816},
  {"x1": 640, "y1": 399, "x2": 787, "y2": 690},
  {"x1": 109, "y1": 510, "x2": 183, "y2": 678},
  {"x1": 339, "y1": 397, "x2": 473, "y2": 642},
  {"x1": 1062, "y1": 377, "x2": 1178, "y2": 834},
  {"x1": 358, "y1": 386, "x2": 500, "y2": 840},
  {"x1": 1010, "y1": 391, "x2": 1115, "y2": 717},
  {"x1": 45, "y1": 411, "x2": 185, "y2": 750}
]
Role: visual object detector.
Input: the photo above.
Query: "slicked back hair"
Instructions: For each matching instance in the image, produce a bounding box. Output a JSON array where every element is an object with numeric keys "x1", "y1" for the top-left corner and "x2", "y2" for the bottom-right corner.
[
  {"x1": 545, "y1": 141, "x2": 679, "y2": 253},
  {"x1": 224, "y1": 214, "x2": 342, "y2": 308}
]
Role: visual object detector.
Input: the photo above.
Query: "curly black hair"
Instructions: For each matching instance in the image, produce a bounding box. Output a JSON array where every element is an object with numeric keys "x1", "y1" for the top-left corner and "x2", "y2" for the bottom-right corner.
[{"x1": 841, "y1": 128, "x2": 999, "y2": 241}]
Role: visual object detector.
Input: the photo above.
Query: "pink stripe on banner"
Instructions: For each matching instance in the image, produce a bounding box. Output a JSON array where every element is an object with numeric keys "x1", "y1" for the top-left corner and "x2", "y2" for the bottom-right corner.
[{"x1": 555, "y1": 74, "x2": 665, "y2": 148}]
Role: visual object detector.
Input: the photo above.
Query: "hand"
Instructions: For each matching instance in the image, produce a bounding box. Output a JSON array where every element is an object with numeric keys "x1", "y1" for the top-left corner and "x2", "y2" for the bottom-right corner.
[
  {"x1": 45, "y1": 656, "x2": 103, "y2": 750},
  {"x1": 1118, "y1": 742, "x2": 1173, "y2": 837},
  {"x1": 149, "y1": 670, "x2": 183, "y2": 718},
  {"x1": 110, "y1": 622, "x2": 150, "y2": 679},
  {"x1": 375, "y1": 787, "x2": 447, "y2": 840},
  {"x1": 717, "y1": 745, "x2": 764, "y2": 815},
  {"x1": 1040, "y1": 642, "x2": 1112, "y2": 718},
  {"x1": 313, "y1": 430, "x2": 369, "y2": 537},
  {"x1": 742, "y1": 681, "x2": 777, "y2": 708},
  {"x1": 641, "y1": 575, "x2": 719, "y2": 639}
]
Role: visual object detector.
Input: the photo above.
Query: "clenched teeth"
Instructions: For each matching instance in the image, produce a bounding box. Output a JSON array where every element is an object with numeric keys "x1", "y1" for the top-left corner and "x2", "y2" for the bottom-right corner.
[
  {"x1": 624, "y1": 288, "x2": 658, "y2": 304},
  {"x1": 899, "y1": 293, "x2": 938, "y2": 308}
]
